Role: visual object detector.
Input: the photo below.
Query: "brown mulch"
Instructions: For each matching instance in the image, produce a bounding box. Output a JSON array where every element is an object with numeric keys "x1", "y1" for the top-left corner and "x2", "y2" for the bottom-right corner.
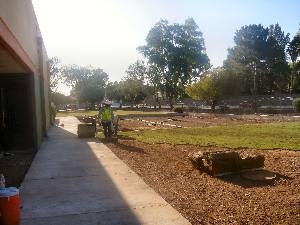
[{"x1": 105, "y1": 114, "x2": 300, "y2": 225}]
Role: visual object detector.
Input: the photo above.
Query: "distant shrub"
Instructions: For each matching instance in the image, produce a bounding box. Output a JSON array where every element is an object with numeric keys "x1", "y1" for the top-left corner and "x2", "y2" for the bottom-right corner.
[
  {"x1": 174, "y1": 107, "x2": 184, "y2": 113},
  {"x1": 293, "y1": 98, "x2": 300, "y2": 113}
]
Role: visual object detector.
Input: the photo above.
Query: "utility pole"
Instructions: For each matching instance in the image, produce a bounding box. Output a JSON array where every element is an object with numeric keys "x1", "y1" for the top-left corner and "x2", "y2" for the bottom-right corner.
[
  {"x1": 253, "y1": 62, "x2": 257, "y2": 96},
  {"x1": 253, "y1": 62, "x2": 257, "y2": 112}
]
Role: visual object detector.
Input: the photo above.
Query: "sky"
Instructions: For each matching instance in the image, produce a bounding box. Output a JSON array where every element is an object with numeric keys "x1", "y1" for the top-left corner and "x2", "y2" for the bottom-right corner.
[{"x1": 32, "y1": 0, "x2": 300, "y2": 95}]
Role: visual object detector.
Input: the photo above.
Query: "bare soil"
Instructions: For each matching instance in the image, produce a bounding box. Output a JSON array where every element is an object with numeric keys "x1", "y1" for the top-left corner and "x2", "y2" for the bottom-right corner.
[
  {"x1": 0, "y1": 150, "x2": 35, "y2": 187},
  {"x1": 118, "y1": 113, "x2": 300, "y2": 131},
  {"x1": 105, "y1": 114, "x2": 300, "y2": 225}
]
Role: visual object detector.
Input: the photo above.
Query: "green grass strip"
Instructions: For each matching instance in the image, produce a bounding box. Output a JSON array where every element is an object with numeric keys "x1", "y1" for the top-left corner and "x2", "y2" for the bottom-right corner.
[
  {"x1": 56, "y1": 110, "x2": 98, "y2": 117},
  {"x1": 121, "y1": 122, "x2": 300, "y2": 151}
]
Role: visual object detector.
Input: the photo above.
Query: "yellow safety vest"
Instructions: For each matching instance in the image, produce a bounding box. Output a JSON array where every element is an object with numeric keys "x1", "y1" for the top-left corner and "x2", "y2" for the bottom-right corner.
[{"x1": 102, "y1": 107, "x2": 112, "y2": 121}]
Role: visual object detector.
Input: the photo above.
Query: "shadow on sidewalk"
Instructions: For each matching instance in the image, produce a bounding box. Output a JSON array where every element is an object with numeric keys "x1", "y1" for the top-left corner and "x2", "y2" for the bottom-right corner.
[{"x1": 20, "y1": 124, "x2": 142, "y2": 225}]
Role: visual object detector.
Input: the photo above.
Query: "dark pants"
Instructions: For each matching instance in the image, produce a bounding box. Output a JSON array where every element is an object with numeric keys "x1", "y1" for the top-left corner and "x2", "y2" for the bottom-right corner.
[{"x1": 102, "y1": 121, "x2": 112, "y2": 138}]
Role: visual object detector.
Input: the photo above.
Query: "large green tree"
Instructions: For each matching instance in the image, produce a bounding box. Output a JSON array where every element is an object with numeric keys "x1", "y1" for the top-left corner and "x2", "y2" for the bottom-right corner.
[
  {"x1": 117, "y1": 79, "x2": 147, "y2": 106},
  {"x1": 288, "y1": 27, "x2": 300, "y2": 92},
  {"x1": 224, "y1": 23, "x2": 290, "y2": 95},
  {"x1": 106, "y1": 81, "x2": 122, "y2": 103},
  {"x1": 50, "y1": 92, "x2": 73, "y2": 106},
  {"x1": 125, "y1": 60, "x2": 147, "y2": 81},
  {"x1": 186, "y1": 71, "x2": 220, "y2": 111},
  {"x1": 48, "y1": 57, "x2": 64, "y2": 92},
  {"x1": 138, "y1": 18, "x2": 210, "y2": 108},
  {"x1": 64, "y1": 65, "x2": 109, "y2": 104},
  {"x1": 186, "y1": 68, "x2": 239, "y2": 111}
]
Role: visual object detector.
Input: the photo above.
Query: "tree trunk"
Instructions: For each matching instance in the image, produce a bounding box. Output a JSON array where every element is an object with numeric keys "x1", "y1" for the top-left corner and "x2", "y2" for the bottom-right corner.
[
  {"x1": 211, "y1": 100, "x2": 216, "y2": 112},
  {"x1": 169, "y1": 97, "x2": 174, "y2": 110}
]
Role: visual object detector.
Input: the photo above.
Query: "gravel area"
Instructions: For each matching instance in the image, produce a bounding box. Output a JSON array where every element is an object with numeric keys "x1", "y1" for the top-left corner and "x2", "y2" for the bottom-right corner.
[{"x1": 118, "y1": 113, "x2": 300, "y2": 131}]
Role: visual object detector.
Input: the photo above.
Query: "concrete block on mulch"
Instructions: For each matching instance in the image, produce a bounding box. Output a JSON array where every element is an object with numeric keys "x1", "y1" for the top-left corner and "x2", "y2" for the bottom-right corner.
[
  {"x1": 77, "y1": 124, "x2": 96, "y2": 138},
  {"x1": 189, "y1": 150, "x2": 265, "y2": 176},
  {"x1": 239, "y1": 154, "x2": 265, "y2": 170}
]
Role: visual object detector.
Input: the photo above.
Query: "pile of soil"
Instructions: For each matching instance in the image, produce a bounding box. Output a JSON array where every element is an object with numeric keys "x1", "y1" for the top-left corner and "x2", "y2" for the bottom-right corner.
[{"x1": 106, "y1": 114, "x2": 300, "y2": 225}]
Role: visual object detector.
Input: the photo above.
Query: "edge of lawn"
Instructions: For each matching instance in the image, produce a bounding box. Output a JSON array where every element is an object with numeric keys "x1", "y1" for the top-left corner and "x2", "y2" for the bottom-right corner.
[{"x1": 117, "y1": 121, "x2": 300, "y2": 151}]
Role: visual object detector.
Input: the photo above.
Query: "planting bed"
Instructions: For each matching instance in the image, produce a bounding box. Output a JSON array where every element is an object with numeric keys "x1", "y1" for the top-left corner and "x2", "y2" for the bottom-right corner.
[{"x1": 105, "y1": 113, "x2": 300, "y2": 225}]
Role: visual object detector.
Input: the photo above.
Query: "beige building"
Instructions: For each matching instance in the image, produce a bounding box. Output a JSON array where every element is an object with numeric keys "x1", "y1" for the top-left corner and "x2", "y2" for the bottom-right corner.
[{"x1": 0, "y1": 0, "x2": 50, "y2": 150}]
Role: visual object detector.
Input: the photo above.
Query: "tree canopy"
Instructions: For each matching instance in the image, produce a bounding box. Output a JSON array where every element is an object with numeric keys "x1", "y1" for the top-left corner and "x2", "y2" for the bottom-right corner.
[
  {"x1": 224, "y1": 23, "x2": 290, "y2": 95},
  {"x1": 288, "y1": 27, "x2": 300, "y2": 92},
  {"x1": 48, "y1": 21, "x2": 300, "y2": 108},
  {"x1": 185, "y1": 68, "x2": 238, "y2": 110},
  {"x1": 138, "y1": 18, "x2": 210, "y2": 108},
  {"x1": 64, "y1": 65, "x2": 109, "y2": 104},
  {"x1": 50, "y1": 92, "x2": 73, "y2": 106},
  {"x1": 186, "y1": 72, "x2": 220, "y2": 110},
  {"x1": 125, "y1": 60, "x2": 147, "y2": 81},
  {"x1": 48, "y1": 57, "x2": 64, "y2": 92}
]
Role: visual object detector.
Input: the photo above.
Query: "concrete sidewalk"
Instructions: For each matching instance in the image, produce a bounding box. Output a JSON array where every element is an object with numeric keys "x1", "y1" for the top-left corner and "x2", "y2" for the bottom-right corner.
[{"x1": 20, "y1": 116, "x2": 191, "y2": 225}]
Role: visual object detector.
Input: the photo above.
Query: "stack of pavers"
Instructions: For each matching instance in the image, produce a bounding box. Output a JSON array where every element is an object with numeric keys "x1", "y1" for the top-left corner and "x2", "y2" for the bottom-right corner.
[
  {"x1": 189, "y1": 151, "x2": 265, "y2": 176},
  {"x1": 77, "y1": 116, "x2": 97, "y2": 138}
]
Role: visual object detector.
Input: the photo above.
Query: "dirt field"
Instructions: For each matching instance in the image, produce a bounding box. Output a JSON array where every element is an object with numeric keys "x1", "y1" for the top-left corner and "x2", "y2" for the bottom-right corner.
[
  {"x1": 105, "y1": 114, "x2": 300, "y2": 225},
  {"x1": 118, "y1": 113, "x2": 300, "y2": 131}
]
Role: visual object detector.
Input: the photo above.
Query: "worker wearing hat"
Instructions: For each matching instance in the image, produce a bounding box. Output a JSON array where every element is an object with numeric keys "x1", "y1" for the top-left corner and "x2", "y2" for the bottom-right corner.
[{"x1": 99, "y1": 100, "x2": 114, "y2": 138}]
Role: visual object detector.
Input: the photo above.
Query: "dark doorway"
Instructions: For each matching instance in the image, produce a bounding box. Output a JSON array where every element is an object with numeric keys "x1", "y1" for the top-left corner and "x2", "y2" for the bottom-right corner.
[{"x1": 0, "y1": 74, "x2": 34, "y2": 150}]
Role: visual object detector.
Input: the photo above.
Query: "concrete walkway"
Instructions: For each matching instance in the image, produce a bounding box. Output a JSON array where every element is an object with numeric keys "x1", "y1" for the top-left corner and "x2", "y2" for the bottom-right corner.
[{"x1": 20, "y1": 116, "x2": 191, "y2": 225}]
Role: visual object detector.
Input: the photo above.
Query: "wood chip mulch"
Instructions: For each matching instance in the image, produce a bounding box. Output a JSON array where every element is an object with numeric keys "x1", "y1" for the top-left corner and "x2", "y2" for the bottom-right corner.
[{"x1": 105, "y1": 115, "x2": 300, "y2": 225}]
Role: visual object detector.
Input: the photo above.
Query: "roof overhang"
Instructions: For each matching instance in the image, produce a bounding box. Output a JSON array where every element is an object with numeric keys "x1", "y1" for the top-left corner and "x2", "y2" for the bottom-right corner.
[{"x1": 0, "y1": 17, "x2": 38, "y2": 74}]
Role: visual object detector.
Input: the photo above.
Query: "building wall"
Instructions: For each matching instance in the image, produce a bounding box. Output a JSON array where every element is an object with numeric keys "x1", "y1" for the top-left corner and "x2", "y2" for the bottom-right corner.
[
  {"x1": 33, "y1": 75, "x2": 43, "y2": 147},
  {"x1": 39, "y1": 39, "x2": 51, "y2": 131},
  {"x1": 0, "y1": 0, "x2": 51, "y2": 149},
  {"x1": 0, "y1": 0, "x2": 39, "y2": 68}
]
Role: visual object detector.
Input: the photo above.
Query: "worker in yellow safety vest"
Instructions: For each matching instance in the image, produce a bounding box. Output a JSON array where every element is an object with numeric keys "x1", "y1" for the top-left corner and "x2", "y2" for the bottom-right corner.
[{"x1": 99, "y1": 100, "x2": 114, "y2": 138}]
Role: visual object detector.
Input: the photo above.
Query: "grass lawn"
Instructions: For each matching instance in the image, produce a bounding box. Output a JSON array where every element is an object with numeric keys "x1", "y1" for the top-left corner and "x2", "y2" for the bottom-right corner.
[
  {"x1": 57, "y1": 110, "x2": 98, "y2": 117},
  {"x1": 57, "y1": 109, "x2": 169, "y2": 117},
  {"x1": 121, "y1": 122, "x2": 300, "y2": 150}
]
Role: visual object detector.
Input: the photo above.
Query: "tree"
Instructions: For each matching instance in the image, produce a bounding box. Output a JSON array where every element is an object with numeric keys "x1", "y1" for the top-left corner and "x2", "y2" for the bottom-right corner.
[
  {"x1": 147, "y1": 64, "x2": 164, "y2": 108},
  {"x1": 48, "y1": 57, "x2": 64, "y2": 92},
  {"x1": 125, "y1": 60, "x2": 147, "y2": 81},
  {"x1": 50, "y1": 92, "x2": 73, "y2": 106},
  {"x1": 214, "y1": 68, "x2": 242, "y2": 98},
  {"x1": 186, "y1": 68, "x2": 244, "y2": 111},
  {"x1": 106, "y1": 81, "x2": 122, "y2": 103},
  {"x1": 64, "y1": 65, "x2": 109, "y2": 104},
  {"x1": 117, "y1": 79, "x2": 147, "y2": 106},
  {"x1": 267, "y1": 23, "x2": 290, "y2": 92},
  {"x1": 186, "y1": 71, "x2": 220, "y2": 111},
  {"x1": 224, "y1": 23, "x2": 290, "y2": 95},
  {"x1": 288, "y1": 28, "x2": 300, "y2": 92},
  {"x1": 138, "y1": 18, "x2": 210, "y2": 108}
]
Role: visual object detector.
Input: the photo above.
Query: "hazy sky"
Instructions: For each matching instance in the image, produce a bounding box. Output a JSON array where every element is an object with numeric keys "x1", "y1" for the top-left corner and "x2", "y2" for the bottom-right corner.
[{"x1": 32, "y1": 0, "x2": 300, "y2": 93}]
